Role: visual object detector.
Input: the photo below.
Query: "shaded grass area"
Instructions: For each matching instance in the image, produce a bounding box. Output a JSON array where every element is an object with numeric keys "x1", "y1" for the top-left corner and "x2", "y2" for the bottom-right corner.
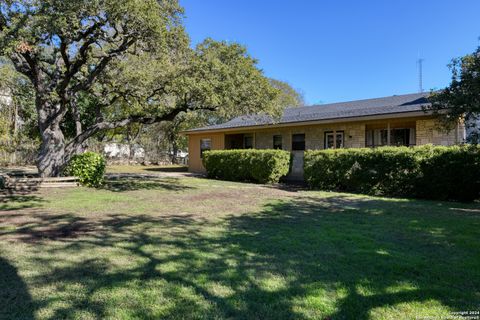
[
  {"x1": 0, "y1": 176, "x2": 479, "y2": 319},
  {"x1": 106, "y1": 164, "x2": 188, "y2": 174},
  {"x1": 103, "y1": 176, "x2": 192, "y2": 192}
]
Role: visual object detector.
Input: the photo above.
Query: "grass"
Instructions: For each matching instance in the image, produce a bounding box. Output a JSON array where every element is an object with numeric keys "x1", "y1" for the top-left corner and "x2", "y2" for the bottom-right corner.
[
  {"x1": 106, "y1": 164, "x2": 188, "y2": 174},
  {"x1": 0, "y1": 171, "x2": 479, "y2": 319}
]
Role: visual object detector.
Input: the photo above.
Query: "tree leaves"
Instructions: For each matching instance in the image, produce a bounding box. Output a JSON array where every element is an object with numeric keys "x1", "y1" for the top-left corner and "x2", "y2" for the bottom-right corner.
[
  {"x1": 0, "y1": 0, "x2": 287, "y2": 175},
  {"x1": 426, "y1": 46, "x2": 480, "y2": 141}
]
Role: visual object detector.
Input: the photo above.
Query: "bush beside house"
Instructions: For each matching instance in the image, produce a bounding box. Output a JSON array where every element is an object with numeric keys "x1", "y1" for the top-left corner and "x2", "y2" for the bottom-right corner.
[
  {"x1": 304, "y1": 145, "x2": 480, "y2": 201},
  {"x1": 64, "y1": 152, "x2": 106, "y2": 187},
  {"x1": 203, "y1": 149, "x2": 291, "y2": 183}
]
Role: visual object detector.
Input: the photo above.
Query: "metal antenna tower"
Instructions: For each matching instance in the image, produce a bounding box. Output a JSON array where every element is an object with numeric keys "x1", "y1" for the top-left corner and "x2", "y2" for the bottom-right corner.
[{"x1": 417, "y1": 58, "x2": 424, "y2": 93}]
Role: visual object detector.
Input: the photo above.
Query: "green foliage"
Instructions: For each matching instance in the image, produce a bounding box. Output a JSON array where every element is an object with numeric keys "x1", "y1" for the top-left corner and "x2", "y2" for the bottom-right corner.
[
  {"x1": 426, "y1": 47, "x2": 480, "y2": 142},
  {"x1": 0, "y1": 62, "x2": 37, "y2": 140},
  {"x1": 0, "y1": 1, "x2": 286, "y2": 175},
  {"x1": 304, "y1": 145, "x2": 480, "y2": 201},
  {"x1": 61, "y1": 92, "x2": 101, "y2": 139},
  {"x1": 269, "y1": 78, "x2": 304, "y2": 108},
  {"x1": 138, "y1": 77, "x2": 305, "y2": 165},
  {"x1": 203, "y1": 149, "x2": 291, "y2": 183},
  {"x1": 106, "y1": 38, "x2": 283, "y2": 123},
  {"x1": 64, "y1": 152, "x2": 106, "y2": 187},
  {"x1": 415, "y1": 146, "x2": 480, "y2": 201}
]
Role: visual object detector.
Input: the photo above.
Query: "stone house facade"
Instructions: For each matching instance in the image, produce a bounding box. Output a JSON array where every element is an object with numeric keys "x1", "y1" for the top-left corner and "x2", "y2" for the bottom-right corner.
[{"x1": 183, "y1": 93, "x2": 466, "y2": 178}]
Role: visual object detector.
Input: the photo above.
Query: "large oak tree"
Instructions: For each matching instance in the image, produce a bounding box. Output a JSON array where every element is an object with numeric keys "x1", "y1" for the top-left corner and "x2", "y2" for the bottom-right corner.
[{"x1": 0, "y1": 0, "x2": 281, "y2": 176}]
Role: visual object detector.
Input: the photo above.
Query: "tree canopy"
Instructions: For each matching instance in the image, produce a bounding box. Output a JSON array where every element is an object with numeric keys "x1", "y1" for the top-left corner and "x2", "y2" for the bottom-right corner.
[
  {"x1": 269, "y1": 78, "x2": 304, "y2": 109},
  {"x1": 0, "y1": 0, "x2": 284, "y2": 175},
  {"x1": 426, "y1": 46, "x2": 480, "y2": 142}
]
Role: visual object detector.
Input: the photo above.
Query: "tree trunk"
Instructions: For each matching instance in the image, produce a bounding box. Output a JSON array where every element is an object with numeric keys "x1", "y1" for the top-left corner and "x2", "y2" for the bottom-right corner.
[
  {"x1": 10, "y1": 100, "x2": 18, "y2": 164},
  {"x1": 36, "y1": 99, "x2": 69, "y2": 177},
  {"x1": 37, "y1": 123, "x2": 67, "y2": 177},
  {"x1": 171, "y1": 140, "x2": 178, "y2": 164}
]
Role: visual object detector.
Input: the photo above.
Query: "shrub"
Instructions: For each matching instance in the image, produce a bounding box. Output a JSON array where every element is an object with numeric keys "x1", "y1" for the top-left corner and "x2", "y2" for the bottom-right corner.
[
  {"x1": 64, "y1": 152, "x2": 106, "y2": 187},
  {"x1": 203, "y1": 149, "x2": 291, "y2": 183},
  {"x1": 304, "y1": 145, "x2": 480, "y2": 201},
  {"x1": 415, "y1": 145, "x2": 480, "y2": 202}
]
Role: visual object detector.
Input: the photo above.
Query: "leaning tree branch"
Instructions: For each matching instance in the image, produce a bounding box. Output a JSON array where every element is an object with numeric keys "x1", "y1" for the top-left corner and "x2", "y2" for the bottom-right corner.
[
  {"x1": 58, "y1": 34, "x2": 71, "y2": 71},
  {"x1": 72, "y1": 19, "x2": 107, "y2": 42},
  {"x1": 64, "y1": 101, "x2": 219, "y2": 155},
  {"x1": 70, "y1": 36, "x2": 137, "y2": 94},
  {"x1": 57, "y1": 37, "x2": 97, "y2": 94},
  {"x1": 9, "y1": 52, "x2": 34, "y2": 80}
]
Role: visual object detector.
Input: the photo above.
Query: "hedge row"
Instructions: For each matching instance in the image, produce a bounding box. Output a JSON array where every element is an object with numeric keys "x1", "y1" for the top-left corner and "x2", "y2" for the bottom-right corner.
[
  {"x1": 304, "y1": 145, "x2": 480, "y2": 202},
  {"x1": 203, "y1": 149, "x2": 291, "y2": 183}
]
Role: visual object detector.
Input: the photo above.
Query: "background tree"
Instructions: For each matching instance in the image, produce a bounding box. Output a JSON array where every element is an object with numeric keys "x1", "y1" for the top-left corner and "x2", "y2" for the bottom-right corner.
[
  {"x1": 157, "y1": 78, "x2": 304, "y2": 163},
  {"x1": 0, "y1": 61, "x2": 37, "y2": 163},
  {"x1": 0, "y1": 61, "x2": 36, "y2": 140},
  {"x1": 0, "y1": 1, "x2": 281, "y2": 176},
  {"x1": 426, "y1": 46, "x2": 480, "y2": 142},
  {"x1": 269, "y1": 78, "x2": 304, "y2": 109}
]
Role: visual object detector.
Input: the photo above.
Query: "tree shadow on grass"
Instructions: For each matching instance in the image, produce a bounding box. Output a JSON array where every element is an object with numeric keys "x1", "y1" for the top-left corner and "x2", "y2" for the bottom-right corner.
[
  {"x1": 0, "y1": 190, "x2": 45, "y2": 211},
  {"x1": 102, "y1": 175, "x2": 194, "y2": 192},
  {"x1": 2, "y1": 194, "x2": 479, "y2": 319},
  {"x1": 0, "y1": 257, "x2": 34, "y2": 320},
  {"x1": 143, "y1": 166, "x2": 188, "y2": 173},
  {"x1": 224, "y1": 196, "x2": 480, "y2": 319}
]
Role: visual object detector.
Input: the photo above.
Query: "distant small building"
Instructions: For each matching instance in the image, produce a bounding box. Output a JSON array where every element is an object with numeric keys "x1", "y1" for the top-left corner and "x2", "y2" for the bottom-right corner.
[{"x1": 104, "y1": 143, "x2": 145, "y2": 159}]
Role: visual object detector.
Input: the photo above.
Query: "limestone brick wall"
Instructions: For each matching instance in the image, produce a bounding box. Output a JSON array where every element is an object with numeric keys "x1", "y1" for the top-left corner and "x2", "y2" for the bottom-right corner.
[
  {"x1": 416, "y1": 119, "x2": 461, "y2": 146},
  {"x1": 254, "y1": 123, "x2": 366, "y2": 151}
]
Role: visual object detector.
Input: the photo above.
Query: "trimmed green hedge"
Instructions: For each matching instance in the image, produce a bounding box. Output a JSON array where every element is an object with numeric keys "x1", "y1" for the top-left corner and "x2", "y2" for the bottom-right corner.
[
  {"x1": 64, "y1": 152, "x2": 106, "y2": 187},
  {"x1": 203, "y1": 149, "x2": 291, "y2": 183},
  {"x1": 304, "y1": 145, "x2": 480, "y2": 201}
]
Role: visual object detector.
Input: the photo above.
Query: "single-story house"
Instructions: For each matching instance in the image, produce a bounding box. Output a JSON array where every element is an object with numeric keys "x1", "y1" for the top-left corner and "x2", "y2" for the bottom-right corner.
[{"x1": 183, "y1": 92, "x2": 466, "y2": 178}]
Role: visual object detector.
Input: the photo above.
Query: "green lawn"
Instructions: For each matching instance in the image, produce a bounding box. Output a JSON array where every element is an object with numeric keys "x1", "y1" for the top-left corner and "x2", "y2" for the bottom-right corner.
[
  {"x1": 0, "y1": 173, "x2": 479, "y2": 319},
  {"x1": 106, "y1": 164, "x2": 188, "y2": 174}
]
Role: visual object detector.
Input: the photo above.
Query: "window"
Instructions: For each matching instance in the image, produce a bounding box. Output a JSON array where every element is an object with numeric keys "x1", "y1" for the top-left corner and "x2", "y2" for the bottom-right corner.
[
  {"x1": 200, "y1": 138, "x2": 211, "y2": 158},
  {"x1": 292, "y1": 134, "x2": 305, "y2": 151},
  {"x1": 391, "y1": 128, "x2": 412, "y2": 146},
  {"x1": 244, "y1": 135, "x2": 253, "y2": 149},
  {"x1": 273, "y1": 135, "x2": 283, "y2": 149},
  {"x1": 324, "y1": 131, "x2": 344, "y2": 149},
  {"x1": 366, "y1": 128, "x2": 415, "y2": 147}
]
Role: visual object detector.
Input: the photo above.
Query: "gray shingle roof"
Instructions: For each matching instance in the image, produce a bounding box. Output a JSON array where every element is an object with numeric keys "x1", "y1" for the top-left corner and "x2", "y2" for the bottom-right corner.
[{"x1": 186, "y1": 92, "x2": 431, "y2": 133}]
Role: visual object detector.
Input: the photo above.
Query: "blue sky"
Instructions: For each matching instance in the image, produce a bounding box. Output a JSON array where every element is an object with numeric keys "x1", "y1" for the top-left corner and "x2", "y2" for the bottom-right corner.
[{"x1": 181, "y1": 0, "x2": 480, "y2": 105}]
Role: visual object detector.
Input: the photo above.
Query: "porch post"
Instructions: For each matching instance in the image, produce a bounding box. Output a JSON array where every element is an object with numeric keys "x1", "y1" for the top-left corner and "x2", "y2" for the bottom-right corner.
[
  {"x1": 333, "y1": 130, "x2": 337, "y2": 149},
  {"x1": 387, "y1": 122, "x2": 391, "y2": 146}
]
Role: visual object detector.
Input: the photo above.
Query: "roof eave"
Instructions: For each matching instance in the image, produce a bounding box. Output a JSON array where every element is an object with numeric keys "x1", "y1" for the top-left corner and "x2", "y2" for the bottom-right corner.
[{"x1": 181, "y1": 110, "x2": 435, "y2": 135}]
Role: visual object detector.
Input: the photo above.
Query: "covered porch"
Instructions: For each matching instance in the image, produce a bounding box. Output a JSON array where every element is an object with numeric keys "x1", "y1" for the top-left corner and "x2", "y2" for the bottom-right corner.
[
  {"x1": 224, "y1": 133, "x2": 254, "y2": 149},
  {"x1": 365, "y1": 121, "x2": 416, "y2": 147}
]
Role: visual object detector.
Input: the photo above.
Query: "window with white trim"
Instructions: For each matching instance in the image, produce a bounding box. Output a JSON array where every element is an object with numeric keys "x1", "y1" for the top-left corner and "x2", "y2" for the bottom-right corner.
[{"x1": 324, "y1": 131, "x2": 344, "y2": 149}]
